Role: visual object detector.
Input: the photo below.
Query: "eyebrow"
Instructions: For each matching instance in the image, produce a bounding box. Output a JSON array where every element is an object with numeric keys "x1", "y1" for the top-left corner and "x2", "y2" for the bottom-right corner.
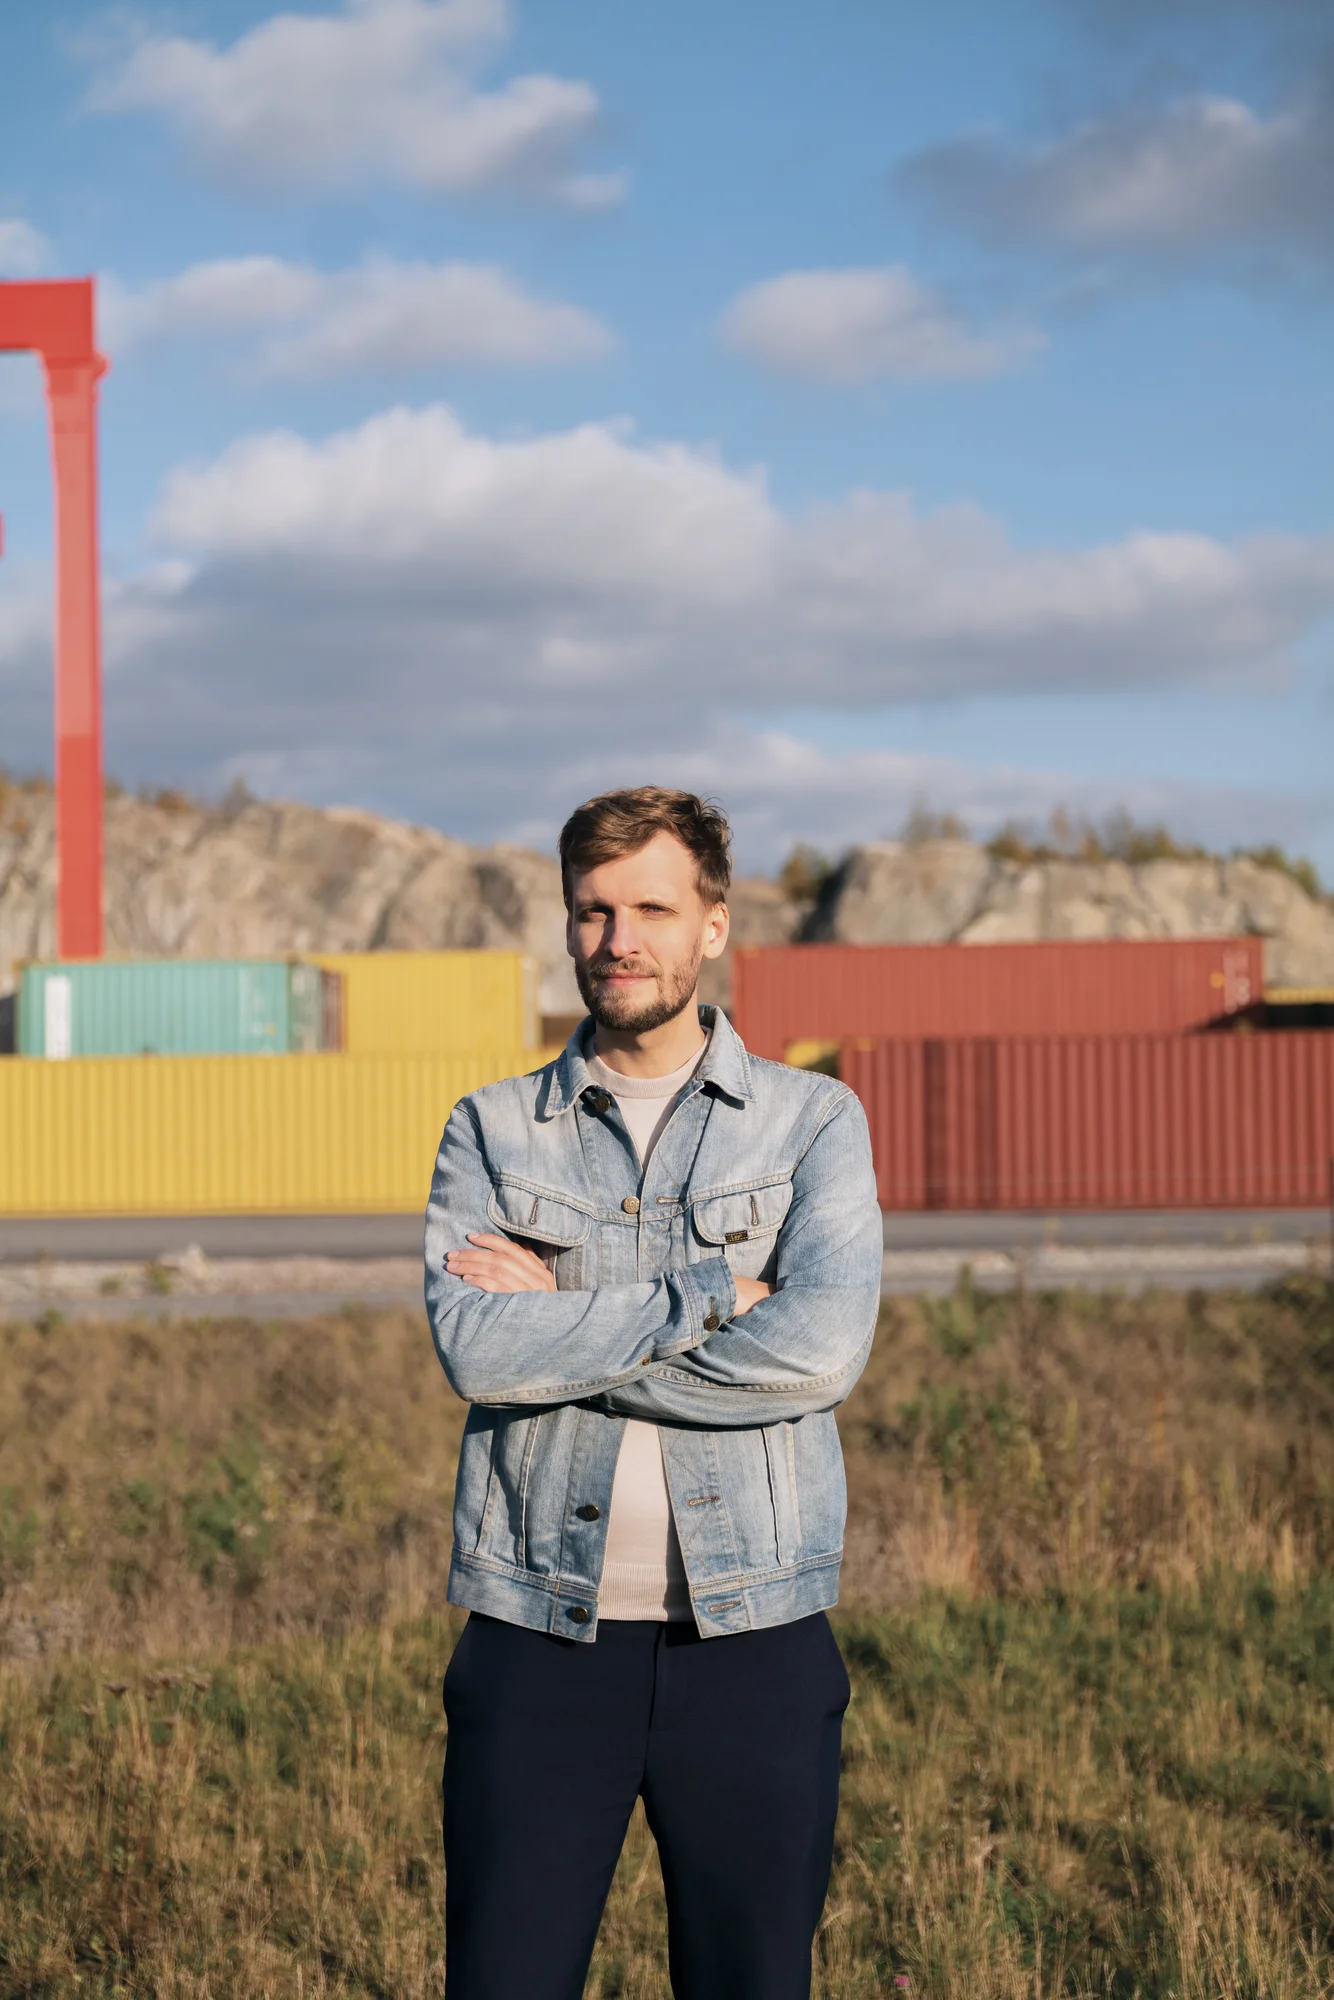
[{"x1": 575, "y1": 896, "x2": 679, "y2": 915}]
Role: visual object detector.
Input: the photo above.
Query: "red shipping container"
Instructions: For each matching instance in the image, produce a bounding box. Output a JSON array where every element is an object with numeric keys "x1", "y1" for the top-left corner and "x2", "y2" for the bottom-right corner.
[
  {"x1": 843, "y1": 1032, "x2": 1334, "y2": 1211},
  {"x1": 734, "y1": 937, "x2": 1262, "y2": 1061}
]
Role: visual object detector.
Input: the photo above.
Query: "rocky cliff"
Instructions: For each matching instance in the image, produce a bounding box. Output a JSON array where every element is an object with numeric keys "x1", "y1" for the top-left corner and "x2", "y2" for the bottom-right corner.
[
  {"x1": 805, "y1": 841, "x2": 1334, "y2": 989},
  {"x1": 2, "y1": 789, "x2": 1330, "y2": 1019},
  {"x1": 0, "y1": 787, "x2": 580, "y2": 1014},
  {"x1": 0, "y1": 786, "x2": 801, "y2": 1019}
]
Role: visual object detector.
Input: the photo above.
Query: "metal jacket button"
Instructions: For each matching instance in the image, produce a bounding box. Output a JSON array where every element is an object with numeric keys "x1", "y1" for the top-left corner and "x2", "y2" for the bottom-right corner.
[
  {"x1": 577, "y1": 1504, "x2": 600, "y2": 1521},
  {"x1": 568, "y1": 1605, "x2": 590, "y2": 1624},
  {"x1": 588, "y1": 1091, "x2": 612, "y2": 1115},
  {"x1": 702, "y1": 1311, "x2": 720, "y2": 1332},
  {"x1": 622, "y1": 1195, "x2": 640, "y2": 1214}
]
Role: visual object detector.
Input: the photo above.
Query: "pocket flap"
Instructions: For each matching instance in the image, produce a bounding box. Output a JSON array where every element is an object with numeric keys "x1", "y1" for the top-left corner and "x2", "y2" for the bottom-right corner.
[
  {"x1": 691, "y1": 1181, "x2": 793, "y2": 1246},
  {"x1": 487, "y1": 1181, "x2": 592, "y2": 1248}
]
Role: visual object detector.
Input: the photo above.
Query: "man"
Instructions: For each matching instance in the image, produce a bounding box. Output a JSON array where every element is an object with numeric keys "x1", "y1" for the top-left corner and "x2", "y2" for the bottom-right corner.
[{"x1": 424, "y1": 786, "x2": 882, "y2": 1999}]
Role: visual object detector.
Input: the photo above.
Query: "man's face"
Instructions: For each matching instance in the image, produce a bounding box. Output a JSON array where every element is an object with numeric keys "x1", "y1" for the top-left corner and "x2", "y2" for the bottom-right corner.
[{"x1": 566, "y1": 830, "x2": 729, "y2": 1034}]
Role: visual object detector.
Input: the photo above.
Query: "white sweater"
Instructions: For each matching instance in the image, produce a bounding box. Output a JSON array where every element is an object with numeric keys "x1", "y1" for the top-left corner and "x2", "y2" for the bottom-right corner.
[{"x1": 586, "y1": 1042, "x2": 706, "y2": 1620}]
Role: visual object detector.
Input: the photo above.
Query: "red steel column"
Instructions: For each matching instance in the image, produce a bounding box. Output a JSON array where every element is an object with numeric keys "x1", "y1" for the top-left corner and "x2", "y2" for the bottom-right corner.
[
  {"x1": 0, "y1": 279, "x2": 108, "y2": 960},
  {"x1": 44, "y1": 351, "x2": 107, "y2": 957}
]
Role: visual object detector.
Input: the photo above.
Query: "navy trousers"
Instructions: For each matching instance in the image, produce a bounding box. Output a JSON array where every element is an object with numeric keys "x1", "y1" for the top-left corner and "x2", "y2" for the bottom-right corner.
[{"x1": 441, "y1": 1610, "x2": 850, "y2": 2000}]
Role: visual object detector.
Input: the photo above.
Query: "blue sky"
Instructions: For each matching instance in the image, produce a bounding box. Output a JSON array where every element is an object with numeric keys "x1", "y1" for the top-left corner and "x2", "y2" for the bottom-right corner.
[{"x1": 1, "y1": 0, "x2": 1331, "y2": 872}]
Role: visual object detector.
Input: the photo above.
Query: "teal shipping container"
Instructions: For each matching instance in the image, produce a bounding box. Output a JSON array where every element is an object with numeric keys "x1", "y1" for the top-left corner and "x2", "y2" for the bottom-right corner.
[{"x1": 17, "y1": 959, "x2": 336, "y2": 1059}]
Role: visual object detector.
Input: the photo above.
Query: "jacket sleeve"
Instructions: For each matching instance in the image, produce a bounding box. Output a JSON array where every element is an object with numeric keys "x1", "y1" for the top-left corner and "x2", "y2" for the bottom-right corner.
[
  {"x1": 588, "y1": 1087, "x2": 882, "y2": 1429},
  {"x1": 424, "y1": 1096, "x2": 738, "y2": 1406}
]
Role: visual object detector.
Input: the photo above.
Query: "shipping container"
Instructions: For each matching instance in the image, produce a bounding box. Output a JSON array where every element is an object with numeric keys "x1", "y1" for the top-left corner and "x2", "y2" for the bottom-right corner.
[
  {"x1": 734, "y1": 937, "x2": 1263, "y2": 1060},
  {"x1": 312, "y1": 951, "x2": 538, "y2": 1056},
  {"x1": 0, "y1": 1048, "x2": 534, "y2": 1215},
  {"x1": 17, "y1": 958, "x2": 341, "y2": 1059},
  {"x1": 843, "y1": 1032, "x2": 1334, "y2": 1211}
]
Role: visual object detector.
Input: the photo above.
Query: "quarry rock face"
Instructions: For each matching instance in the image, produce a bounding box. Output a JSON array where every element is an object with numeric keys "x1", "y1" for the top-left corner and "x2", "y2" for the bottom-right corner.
[
  {"x1": 806, "y1": 842, "x2": 1334, "y2": 989},
  {"x1": 0, "y1": 791, "x2": 585, "y2": 1014},
  {"x1": 2, "y1": 793, "x2": 1331, "y2": 1012},
  {"x1": 0, "y1": 790, "x2": 804, "y2": 1017}
]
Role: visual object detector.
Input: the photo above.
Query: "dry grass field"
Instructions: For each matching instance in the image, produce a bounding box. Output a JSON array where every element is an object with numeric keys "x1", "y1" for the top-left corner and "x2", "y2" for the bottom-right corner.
[{"x1": 2, "y1": 1275, "x2": 1334, "y2": 1996}]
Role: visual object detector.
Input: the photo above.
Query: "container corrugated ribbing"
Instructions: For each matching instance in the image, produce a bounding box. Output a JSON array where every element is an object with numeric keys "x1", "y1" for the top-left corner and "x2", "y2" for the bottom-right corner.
[
  {"x1": 842, "y1": 1032, "x2": 1334, "y2": 1211},
  {"x1": 0, "y1": 1049, "x2": 533, "y2": 1215},
  {"x1": 17, "y1": 958, "x2": 343, "y2": 1058},
  {"x1": 310, "y1": 951, "x2": 538, "y2": 1055},
  {"x1": 733, "y1": 937, "x2": 1265, "y2": 1063}
]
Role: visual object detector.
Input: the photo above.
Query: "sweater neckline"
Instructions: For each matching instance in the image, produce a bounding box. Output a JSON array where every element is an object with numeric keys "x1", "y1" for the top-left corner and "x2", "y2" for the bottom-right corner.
[{"x1": 586, "y1": 1041, "x2": 707, "y2": 1100}]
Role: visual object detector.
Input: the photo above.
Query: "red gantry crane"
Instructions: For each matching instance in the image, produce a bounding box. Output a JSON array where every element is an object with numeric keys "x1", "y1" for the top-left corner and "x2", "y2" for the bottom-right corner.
[{"x1": 0, "y1": 278, "x2": 107, "y2": 957}]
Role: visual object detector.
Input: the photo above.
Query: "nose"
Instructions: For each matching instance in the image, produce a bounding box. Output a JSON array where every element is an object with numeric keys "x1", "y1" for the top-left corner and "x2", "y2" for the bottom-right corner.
[{"x1": 605, "y1": 906, "x2": 644, "y2": 960}]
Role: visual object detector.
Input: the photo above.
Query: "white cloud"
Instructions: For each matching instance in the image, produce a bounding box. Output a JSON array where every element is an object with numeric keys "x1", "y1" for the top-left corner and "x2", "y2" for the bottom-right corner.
[
  {"x1": 595, "y1": 733, "x2": 1315, "y2": 873},
  {"x1": 4, "y1": 401, "x2": 1331, "y2": 861},
  {"x1": 87, "y1": 0, "x2": 624, "y2": 207},
  {"x1": 148, "y1": 403, "x2": 1334, "y2": 698},
  {"x1": 720, "y1": 266, "x2": 1038, "y2": 382},
  {"x1": 101, "y1": 255, "x2": 613, "y2": 374},
  {"x1": 152, "y1": 407, "x2": 774, "y2": 602},
  {"x1": 100, "y1": 259, "x2": 324, "y2": 348},
  {"x1": 900, "y1": 86, "x2": 1334, "y2": 259},
  {"x1": 0, "y1": 219, "x2": 49, "y2": 275}
]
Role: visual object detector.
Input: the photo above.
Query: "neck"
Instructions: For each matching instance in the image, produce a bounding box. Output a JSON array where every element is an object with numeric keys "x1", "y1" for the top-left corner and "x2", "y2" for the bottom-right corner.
[{"x1": 591, "y1": 998, "x2": 708, "y2": 1079}]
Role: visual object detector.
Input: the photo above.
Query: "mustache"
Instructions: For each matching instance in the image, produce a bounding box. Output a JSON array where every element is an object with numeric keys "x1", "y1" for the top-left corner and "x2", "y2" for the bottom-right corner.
[{"x1": 586, "y1": 958, "x2": 659, "y2": 980}]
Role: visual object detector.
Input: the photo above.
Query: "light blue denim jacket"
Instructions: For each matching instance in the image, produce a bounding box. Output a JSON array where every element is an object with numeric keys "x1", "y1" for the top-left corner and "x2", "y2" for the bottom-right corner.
[{"x1": 424, "y1": 1005, "x2": 882, "y2": 1641}]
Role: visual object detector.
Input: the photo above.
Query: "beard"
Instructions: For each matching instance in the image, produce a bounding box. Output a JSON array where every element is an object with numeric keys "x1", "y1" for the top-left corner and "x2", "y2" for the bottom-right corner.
[{"x1": 575, "y1": 948, "x2": 703, "y2": 1035}]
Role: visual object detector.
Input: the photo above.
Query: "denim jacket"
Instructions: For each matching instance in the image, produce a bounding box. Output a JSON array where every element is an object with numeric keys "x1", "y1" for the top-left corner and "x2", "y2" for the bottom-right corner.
[{"x1": 424, "y1": 1006, "x2": 882, "y2": 1641}]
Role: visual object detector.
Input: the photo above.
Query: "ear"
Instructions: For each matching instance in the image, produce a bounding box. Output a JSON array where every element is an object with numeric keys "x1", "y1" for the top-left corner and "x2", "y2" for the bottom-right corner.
[
  {"x1": 565, "y1": 905, "x2": 577, "y2": 959},
  {"x1": 701, "y1": 900, "x2": 730, "y2": 961}
]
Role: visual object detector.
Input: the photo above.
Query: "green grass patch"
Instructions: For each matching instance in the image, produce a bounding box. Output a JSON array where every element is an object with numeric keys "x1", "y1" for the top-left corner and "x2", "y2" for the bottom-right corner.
[
  {"x1": 1, "y1": 1580, "x2": 1332, "y2": 1995},
  {"x1": 3, "y1": 1284, "x2": 1334, "y2": 1993}
]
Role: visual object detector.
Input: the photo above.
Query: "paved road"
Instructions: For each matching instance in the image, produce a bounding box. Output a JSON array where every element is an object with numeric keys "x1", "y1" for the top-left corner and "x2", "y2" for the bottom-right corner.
[
  {"x1": 879, "y1": 1208, "x2": 1329, "y2": 1250},
  {"x1": 0, "y1": 1213, "x2": 426, "y2": 1262},
  {"x1": 880, "y1": 1242, "x2": 1327, "y2": 1299},
  {"x1": 0, "y1": 1206, "x2": 1328, "y2": 1264},
  {"x1": 0, "y1": 1205, "x2": 1328, "y2": 1322}
]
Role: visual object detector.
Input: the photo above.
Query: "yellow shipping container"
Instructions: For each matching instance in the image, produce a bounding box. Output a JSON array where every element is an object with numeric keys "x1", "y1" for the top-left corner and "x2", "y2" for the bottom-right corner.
[
  {"x1": 0, "y1": 1050, "x2": 536, "y2": 1216},
  {"x1": 313, "y1": 951, "x2": 539, "y2": 1056}
]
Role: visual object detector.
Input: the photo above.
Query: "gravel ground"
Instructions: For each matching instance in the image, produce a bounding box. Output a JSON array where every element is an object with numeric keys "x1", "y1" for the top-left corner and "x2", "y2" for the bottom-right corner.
[{"x1": 879, "y1": 1237, "x2": 1329, "y2": 1298}]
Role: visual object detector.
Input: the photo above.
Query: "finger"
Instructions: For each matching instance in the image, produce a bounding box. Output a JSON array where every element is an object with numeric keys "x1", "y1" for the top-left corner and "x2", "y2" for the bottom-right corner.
[
  {"x1": 464, "y1": 1237, "x2": 552, "y2": 1276},
  {"x1": 448, "y1": 1252, "x2": 552, "y2": 1289},
  {"x1": 454, "y1": 1271, "x2": 548, "y2": 1294},
  {"x1": 449, "y1": 1244, "x2": 531, "y2": 1269}
]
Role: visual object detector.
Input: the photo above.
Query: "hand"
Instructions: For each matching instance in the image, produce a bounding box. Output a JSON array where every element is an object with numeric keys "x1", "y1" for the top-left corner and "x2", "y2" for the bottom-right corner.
[
  {"x1": 731, "y1": 1277, "x2": 774, "y2": 1317},
  {"x1": 446, "y1": 1233, "x2": 558, "y2": 1294}
]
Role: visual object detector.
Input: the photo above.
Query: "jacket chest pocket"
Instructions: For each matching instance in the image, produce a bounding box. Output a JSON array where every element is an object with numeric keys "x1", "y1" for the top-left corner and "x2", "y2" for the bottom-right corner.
[
  {"x1": 487, "y1": 1179, "x2": 592, "y2": 1290},
  {"x1": 690, "y1": 1179, "x2": 793, "y2": 1281}
]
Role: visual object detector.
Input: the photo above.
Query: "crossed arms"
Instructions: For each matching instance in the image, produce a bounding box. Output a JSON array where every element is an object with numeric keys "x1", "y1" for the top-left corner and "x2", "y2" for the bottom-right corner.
[{"x1": 423, "y1": 1090, "x2": 883, "y2": 1430}]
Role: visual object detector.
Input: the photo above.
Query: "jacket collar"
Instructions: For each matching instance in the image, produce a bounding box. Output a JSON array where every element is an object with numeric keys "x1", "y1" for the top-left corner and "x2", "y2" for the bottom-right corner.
[{"x1": 541, "y1": 1002, "x2": 753, "y2": 1118}]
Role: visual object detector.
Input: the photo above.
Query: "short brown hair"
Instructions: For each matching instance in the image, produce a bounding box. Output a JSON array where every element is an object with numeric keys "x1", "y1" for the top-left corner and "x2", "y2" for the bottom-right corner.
[{"x1": 559, "y1": 787, "x2": 732, "y2": 910}]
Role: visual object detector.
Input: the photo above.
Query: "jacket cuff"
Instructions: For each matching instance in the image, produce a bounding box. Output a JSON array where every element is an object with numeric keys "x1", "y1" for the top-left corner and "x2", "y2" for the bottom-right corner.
[{"x1": 659, "y1": 1257, "x2": 737, "y2": 1356}]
